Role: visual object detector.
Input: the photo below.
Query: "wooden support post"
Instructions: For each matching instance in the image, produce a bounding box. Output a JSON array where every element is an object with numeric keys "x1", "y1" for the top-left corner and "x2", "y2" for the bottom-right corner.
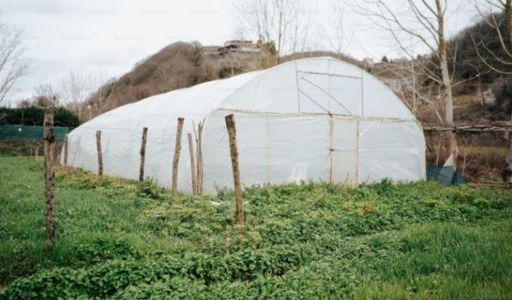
[
  {"x1": 225, "y1": 114, "x2": 244, "y2": 226},
  {"x1": 187, "y1": 133, "x2": 197, "y2": 194},
  {"x1": 43, "y1": 108, "x2": 56, "y2": 246},
  {"x1": 196, "y1": 121, "x2": 204, "y2": 194},
  {"x1": 504, "y1": 130, "x2": 512, "y2": 185},
  {"x1": 63, "y1": 134, "x2": 69, "y2": 167},
  {"x1": 96, "y1": 130, "x2": 103, "y2": 176},
  {"x1": 139, "y1": 127, "x2": 148, "y2": 182},
  {"x1": 328, "y1": 115, "x2": 334, "y2": 184},
  {"x1": 170, "y1": 117, "x2": 184, "y2": 205}
]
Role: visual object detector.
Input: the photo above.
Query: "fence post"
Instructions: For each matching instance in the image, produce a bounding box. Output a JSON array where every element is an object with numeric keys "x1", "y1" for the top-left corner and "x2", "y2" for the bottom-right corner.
[
  {"x1": 139, "y1": 127, "x2": 148, "y2": 182},
  {"x1": 196, "y1": 121, "x2": 204, "y2": 194},
  {"x1": 63, "y1": 134, "x2": 69, "y2": 167},
  {"x1": 96, "y1": 130, "x2": 103, "y2": 176},
  {"x1": 43, "y1": 108, "x2": 56, "y2": 247},
  {"x1": 187, "y1": 133, "x2": 197, "y2": 194},
  {"x1": 225, "y1": 114, "x2": 244, "y2": 226},
  {"x1": 505, "y1": 130, "x2": 512, "y2": 185},
  {"x1": 170, "y1": 117, "x2": 184, "y2": 205}
]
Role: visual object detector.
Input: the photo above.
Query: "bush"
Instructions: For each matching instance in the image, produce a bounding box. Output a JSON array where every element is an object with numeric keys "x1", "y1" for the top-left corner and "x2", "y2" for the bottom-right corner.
[{"x1": 0, "y1": 106, "x2": 79, "y2": 127}]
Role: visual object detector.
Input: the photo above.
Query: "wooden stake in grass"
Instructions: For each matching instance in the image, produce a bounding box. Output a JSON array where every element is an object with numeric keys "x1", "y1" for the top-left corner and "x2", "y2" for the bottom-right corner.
[
  {"x1": 170, "y1": 117, "x2": 184, "y2": 205},
  {"x1": 63, "y1": 134, "x2": 69, "y2": 167},
  {"x1": 96, "y1": 130, "x2": 103, "y2": 176},
  {"x1": 43, "y1": 108, "x2": 56, "y2": 246},
  {"x1": 139, "y1": 127, "x2": 148, "y2": 182},
  {"x1": 187, "y1": 133, "x2": 197, "y2": 194},
  {"x1": 196, "y1": 121, "x2": 204, "y2": 195},
  {"x1": 225, "y1": 114, "x2": 244, "y2": 225}
]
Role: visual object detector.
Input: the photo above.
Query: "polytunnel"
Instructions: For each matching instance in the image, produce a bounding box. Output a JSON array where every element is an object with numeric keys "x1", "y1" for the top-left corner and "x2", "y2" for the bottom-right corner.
[{"x1": 64, "y1": 57, "x2": 426, "y2": 193}]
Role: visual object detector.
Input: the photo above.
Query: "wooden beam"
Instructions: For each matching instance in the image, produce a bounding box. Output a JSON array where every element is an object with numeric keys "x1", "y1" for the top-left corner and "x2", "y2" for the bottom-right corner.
[{"x1": 423, "y1": 123, "x2": 512, "y2": 132}]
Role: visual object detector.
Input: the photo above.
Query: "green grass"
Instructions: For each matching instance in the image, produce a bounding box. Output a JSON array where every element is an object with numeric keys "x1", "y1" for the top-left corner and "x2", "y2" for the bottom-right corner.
[{"x1": 0, "y1": 156, "x2": 511, "y2": 299}]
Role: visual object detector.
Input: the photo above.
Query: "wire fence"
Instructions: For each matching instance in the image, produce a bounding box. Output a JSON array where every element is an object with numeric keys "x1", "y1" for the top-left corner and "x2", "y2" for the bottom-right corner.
[
  {"x1": 425, "y1": 130, "x2": 510, "y2": 183},
  {"x1": 0, "y1": 125, "x2": 71, "y2": 141}
]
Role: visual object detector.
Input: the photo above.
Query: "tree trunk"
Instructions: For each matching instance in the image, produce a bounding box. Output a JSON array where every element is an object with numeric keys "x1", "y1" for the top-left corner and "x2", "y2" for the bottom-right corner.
[
  {"x1": 436, "y1": 0, "x2": 458, "y2": 170},
  {"x1": 44, "y1": 108, "x2": 56, "y2": 247},
  {"x1": 410, "y1": 62, "x2": 417, "y2": 115},
  {"x1": 506, "y1": 0, "x2": 512, "y2": 50},
  {"x1": 508, "y1": 0, "x2": 512, "y2": 122}
]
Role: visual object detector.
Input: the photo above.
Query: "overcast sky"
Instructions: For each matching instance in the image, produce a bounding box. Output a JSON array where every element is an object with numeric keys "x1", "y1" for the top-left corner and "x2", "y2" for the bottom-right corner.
[{"x1": 2, "y1": 0, "x2": 478, "y2": 106}]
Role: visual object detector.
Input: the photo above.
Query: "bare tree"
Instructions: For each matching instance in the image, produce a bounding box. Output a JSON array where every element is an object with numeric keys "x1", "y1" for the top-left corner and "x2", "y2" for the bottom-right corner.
[
  {"x1": 323, "y1": 0, "x2": 351, "y2": 55},
  {"x1": 32, "y1": 84, "x2": 59, "y2": 108},
  {"x1": 352, "y1": 0, "x2": 459, "y2": 168},
  {"x1": 373, "y1": 58, "x2": 445, "y2": 121},
  {"x1": 471, "y1": 0, "x2": 512, "y2": 75},
  {"x1": 472, "y1": 0, "x2": 512, "y2": 122},
  {"x1": 0, "y1": 21, "x2": 29, "y2": 104},
  {"x1": 233, "y1": 0, "x2": 309, "y2": 61},
  {"x1": 60, "y1": 68, "x2": 107, "y2": 120}
]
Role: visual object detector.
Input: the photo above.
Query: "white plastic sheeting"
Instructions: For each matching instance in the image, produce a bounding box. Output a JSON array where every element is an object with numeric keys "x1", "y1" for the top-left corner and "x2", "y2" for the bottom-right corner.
[{"x1": 64, "y1": 57, "x2": 426, "y2": 193}]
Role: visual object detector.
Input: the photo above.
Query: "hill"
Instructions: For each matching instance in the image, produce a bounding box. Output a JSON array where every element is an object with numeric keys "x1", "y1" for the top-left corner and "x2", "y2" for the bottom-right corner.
[
  {"x1": 82, "y1": 41, "x2": 362, "y2": 122},
  {"x1": 83, "y1": 41, "x2": 269, "y2": 120}
]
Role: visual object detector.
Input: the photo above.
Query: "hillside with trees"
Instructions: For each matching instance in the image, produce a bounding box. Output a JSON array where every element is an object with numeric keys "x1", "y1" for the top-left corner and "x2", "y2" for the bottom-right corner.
[{"x1": 81, "y1": 41, "x2": 273, "y2": 120}]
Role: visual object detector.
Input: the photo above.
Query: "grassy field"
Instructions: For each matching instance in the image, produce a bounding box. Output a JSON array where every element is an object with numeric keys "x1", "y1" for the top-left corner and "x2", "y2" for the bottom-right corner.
[{"x1": 1, "y1": 156, "x2": 512, "y2": 299}]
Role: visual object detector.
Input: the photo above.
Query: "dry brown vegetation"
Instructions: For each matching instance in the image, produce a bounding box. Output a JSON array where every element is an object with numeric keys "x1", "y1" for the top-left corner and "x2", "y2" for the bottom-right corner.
[
  {"x1": 81, "y1": 41, "x2": 366, "y2": 122},
  {"x1": 82, "y1": 42, "x2": 271, "y2": 121}
]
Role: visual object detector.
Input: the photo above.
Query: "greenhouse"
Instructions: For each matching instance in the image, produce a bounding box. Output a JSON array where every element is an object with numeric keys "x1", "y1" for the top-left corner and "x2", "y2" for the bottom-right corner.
[{"x1": 63, "y1": 57, "x2": 426, "y2": 193}]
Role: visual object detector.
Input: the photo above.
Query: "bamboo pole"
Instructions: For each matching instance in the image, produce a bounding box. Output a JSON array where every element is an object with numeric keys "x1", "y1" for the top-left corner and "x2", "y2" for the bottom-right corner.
[
  {"x1": 327, "y1": 115, "x2": 334, "y2": 184},
  {"x1": 187, "y1": 133, "x2": 197, "y2": 194},
  {"x1": 43, "y1": 108, "x2": 56, "y2": 246},
  {"x1": 63, "y1": 134, "x2": 69, "y2": 167},
  {"x1": 225, "y1": 114, "x2": 243, "y2": 226},
  {"x1": 139, "y1": 127, "x2": 148, "y2": 182},
  {"x1": 96, "y1": 130, "x2": 103, "y2": 176},
  {"x1": 170, "y1": 117, "x2": 184, "y2": 205},
  {"x1": 196, "y1": 121, "x2": 204, "y2": 194}
]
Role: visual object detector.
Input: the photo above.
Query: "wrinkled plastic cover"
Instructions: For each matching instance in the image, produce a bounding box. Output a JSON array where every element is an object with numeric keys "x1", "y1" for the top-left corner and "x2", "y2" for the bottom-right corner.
[{"x1": 64, "y1": 57, "x2": 426, "y2": 193}]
